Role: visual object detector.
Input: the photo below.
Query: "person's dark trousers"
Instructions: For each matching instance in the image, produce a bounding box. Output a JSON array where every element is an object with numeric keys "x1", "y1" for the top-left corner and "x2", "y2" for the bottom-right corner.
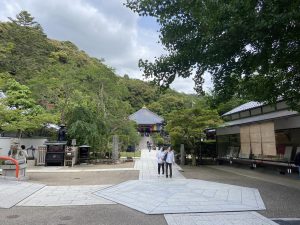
[
  {"x1": 158, "y1": 163, "x2": 164, "y2": 175},
  {"x1": 166, "y1": 163, "x2": 172, "y2": 178}
]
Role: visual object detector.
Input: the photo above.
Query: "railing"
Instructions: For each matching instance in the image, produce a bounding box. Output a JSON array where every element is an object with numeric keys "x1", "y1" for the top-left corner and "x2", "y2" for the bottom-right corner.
[
  {"x1": 37, "y1": 146, "x2": 47, "y2": 166},
  {"x1": 0, "y1": 156, "x2": 19, "y2": 178}
]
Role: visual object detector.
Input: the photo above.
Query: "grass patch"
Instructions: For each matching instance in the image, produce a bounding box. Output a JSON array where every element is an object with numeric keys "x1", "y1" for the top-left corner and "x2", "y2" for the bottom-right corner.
[{"x1": 120, "y1": 151, "x2": 141, "y2": 158}]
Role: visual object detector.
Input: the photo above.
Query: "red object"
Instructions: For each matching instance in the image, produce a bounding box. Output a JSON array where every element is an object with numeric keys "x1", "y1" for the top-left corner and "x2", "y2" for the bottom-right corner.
[{"x1": 0, "y1": 156, "x2": 20, "y2": 179}]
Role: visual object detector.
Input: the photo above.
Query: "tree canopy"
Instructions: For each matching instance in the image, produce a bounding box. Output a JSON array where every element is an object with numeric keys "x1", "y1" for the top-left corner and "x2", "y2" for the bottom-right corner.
[
  {"x1": 126, "y1": 0, "x2": 300, "y2": 109},
  {"x1": 166, "y1": 106, "x2": 222, "y2": 165},
  {"x1": 0, "y1": 75, "x2": 58, "y2": 137}
]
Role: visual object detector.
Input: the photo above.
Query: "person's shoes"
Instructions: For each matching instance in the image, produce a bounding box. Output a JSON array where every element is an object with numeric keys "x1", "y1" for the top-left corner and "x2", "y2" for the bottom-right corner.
[
  {"x1": 166, "y1": 175, "x2": 168, "y2": 178},
  {"x1": 170, "y1": 176, "x2": 172, "y2": 178}
]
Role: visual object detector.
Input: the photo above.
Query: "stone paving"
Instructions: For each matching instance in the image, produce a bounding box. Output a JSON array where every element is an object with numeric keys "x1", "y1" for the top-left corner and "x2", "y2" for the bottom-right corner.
[
  {"x1": 0, "y1": 141, "x2": 283, "y2": 225},
  {"x1": 94, "y1": 179, "x2": 265, "y2": 214},
  {"x1": 94, "y1": 146, "x2": 279, "y2": 224},
  {"x1": 164, "y1": 212, "x2": 279, "y2": 225},
  {"x1": 0, "y1": 179, "x2": 45, "y2": 208},
  {"x1": 134, "y1": 149, "x2": 185, "y2": 180},
  {"x1": 18, "y1": 185, "x2": 115, "y2": 206}
]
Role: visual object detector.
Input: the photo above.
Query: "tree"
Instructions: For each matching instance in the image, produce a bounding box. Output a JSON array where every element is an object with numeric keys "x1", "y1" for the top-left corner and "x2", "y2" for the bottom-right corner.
[
  {"x1": 126, "y1": 1, "x2": 300, "y2": 110},
  {"x1": 8, "y1": 10, "x2": 42, "y2": 31},
  {"x1": 204, "y1": 91, "x2": 248, "y2": 116},
  {"x1": 166, "y1": 107, "x2": 222, "y2": 166},
  {"x1": 0, "y1": 77, "x2": 58, "y2": 137},
  {"x1": 66, "y1": 106, "x2": 106, "y2": 150},
  {"x1": 0, "y1": 13, "x2": 52, "y2": 81}
]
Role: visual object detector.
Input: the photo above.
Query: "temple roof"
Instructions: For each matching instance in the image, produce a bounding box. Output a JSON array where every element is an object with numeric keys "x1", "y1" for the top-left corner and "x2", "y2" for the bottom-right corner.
[
  {"x1": 129, "y1": 107, "x2": 164, "y2": 125},
  {"x1": 222, "y1": 101, "x2": 263, "y2": 116}
]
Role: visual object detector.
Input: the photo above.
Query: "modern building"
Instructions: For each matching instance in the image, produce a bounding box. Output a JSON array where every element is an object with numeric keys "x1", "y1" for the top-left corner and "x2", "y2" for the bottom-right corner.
[
  {"x1": 129, "y1": 106, "x2": 164, "y2": 134},
  {"x1": 216, "y1": 100, "x2": 300, "y2": 169}
]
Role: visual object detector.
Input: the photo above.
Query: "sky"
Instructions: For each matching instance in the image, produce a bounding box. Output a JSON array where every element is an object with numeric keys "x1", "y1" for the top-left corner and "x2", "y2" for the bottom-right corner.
[{"x1": 0, "y1": 0, "x2": 212, "y2": 94}]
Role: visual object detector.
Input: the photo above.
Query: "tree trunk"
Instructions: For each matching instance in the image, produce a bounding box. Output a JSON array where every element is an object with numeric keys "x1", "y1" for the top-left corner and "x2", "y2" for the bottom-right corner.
[{"x1": 191, "y1": 148, "x2": 196, "y2": 166}]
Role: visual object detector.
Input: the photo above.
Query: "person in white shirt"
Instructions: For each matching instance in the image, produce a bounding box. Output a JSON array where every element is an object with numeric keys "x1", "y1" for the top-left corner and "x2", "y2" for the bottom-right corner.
[
  {"x1": 156, "y1": 146, "x2": 165, "y2": 176},
  {"x1": 165, "y1": 147, "x2": 175, "y2": 178}
]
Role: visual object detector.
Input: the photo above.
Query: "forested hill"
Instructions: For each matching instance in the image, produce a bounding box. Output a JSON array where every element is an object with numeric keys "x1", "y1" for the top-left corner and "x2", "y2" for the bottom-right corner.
[
  {"x1": 0, "y1": 11, "x2": 195, "y2": 113},
  {"x1": 0, "y1": 11, "x2": 198, "y2": 148}
]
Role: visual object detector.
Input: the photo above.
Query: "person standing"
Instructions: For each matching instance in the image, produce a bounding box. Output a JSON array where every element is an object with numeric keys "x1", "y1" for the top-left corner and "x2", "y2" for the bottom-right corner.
[
  {"x1": 295, "y1": 151, "x2": 300, "y2": 178},
  {"x1": 156, "y1": 146, "x2": 164, "y2": 176},
  {"x1": 165, "y1": 147, "x2": 175, "y2": 178},
  {"x1": 147, "y1": 141, "x2": 152, "y2": 152}
]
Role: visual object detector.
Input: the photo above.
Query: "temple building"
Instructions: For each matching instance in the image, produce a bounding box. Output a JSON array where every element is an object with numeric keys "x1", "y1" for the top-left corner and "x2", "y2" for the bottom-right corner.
[
  {"x1": 216, "y1": 100, "x2": 300, "y2": 170},
  {"x1": 129, "y1": 106, "x2": 164, "y2": 134}
]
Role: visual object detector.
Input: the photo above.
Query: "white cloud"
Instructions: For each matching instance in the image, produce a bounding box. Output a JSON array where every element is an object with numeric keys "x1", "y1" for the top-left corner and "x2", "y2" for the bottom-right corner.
[{"x1": 0, "y1": 0, "x2": 212, "y2": 94}]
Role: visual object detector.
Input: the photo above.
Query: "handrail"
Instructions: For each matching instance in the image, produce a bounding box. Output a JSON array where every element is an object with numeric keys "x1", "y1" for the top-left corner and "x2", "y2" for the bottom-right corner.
[{"x1": 0, "y1": 156, "x2": 20, "y2": 179}]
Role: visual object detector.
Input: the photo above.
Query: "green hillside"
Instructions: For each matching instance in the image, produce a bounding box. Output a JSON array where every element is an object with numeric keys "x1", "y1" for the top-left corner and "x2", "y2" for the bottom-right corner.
[{"x1": 0, "y1": 11, "x2": 200, "y2": 152}]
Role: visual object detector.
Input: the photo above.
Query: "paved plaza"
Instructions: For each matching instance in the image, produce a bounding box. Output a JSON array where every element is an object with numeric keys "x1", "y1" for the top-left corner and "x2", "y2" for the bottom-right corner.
[
  {"x1": 0, "y1": 179, "x2": 45, "y2": 208},
  {"x1": 94, "y1": 179, "x2": 265, "y2": 214},
  {"x1": 0, "y1": 141, "x2": 299, "y2": 225},
  {"x1": 164, "y1": 212, "x2": 279, "y2": 225},
  {"x1": 18, "y1": 185, "x2": 115, "y2": 206}
]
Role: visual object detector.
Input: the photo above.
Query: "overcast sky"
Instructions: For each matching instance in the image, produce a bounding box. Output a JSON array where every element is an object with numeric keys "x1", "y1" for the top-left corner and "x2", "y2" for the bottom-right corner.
[{"x1": 0, "y1": 0, "x2": 212, "y2": 94}]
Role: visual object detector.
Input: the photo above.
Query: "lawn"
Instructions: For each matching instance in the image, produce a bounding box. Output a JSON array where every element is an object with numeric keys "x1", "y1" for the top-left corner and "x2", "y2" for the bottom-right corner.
[{"x1": 120, "y1": 151, "x2": 141, "y2": 158}]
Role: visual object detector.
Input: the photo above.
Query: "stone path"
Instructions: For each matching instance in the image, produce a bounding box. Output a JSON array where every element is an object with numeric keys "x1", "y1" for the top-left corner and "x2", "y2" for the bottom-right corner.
[
  {"x1": 164, "y1": 212, "x2": 279, "y2": 225},
  {"x1": 0, "y1": 179, "x2": 45, "y2": 208},
  {"x1": 94, "y1": 179, "x2": 265, "y2": 214},
  {"x1": 18, "y1": 185, "x2": 115, "y2": 206},
  {"x1": 134, "y1": 149, "x2": 184, "y2": 180}
]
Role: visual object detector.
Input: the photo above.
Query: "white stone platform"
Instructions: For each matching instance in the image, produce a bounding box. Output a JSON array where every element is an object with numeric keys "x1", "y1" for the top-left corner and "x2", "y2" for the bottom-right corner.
[
  {"x1": 0, "y1": 179, "x2": 45, "y2": 208},
  {"x1": 164, "y1": 212, "x2": 279, "y2": 225},
  {"x1": 94, "y1": 179, "x2": 265, "y2": 214},
  {"x1": 18, "y1": 185, "x2": 115, "y2": 206}
]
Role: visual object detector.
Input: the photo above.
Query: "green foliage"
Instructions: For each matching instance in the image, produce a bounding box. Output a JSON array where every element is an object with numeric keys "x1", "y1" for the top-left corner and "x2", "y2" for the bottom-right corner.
[
  {"x1": 126, "y1": 0, "x2": 300, "y2": 110},
  {"x1": 0, "y1": 20, "x2": 53, "y2": 81},
  {"x1": 0, "y1": 76, "x2": 58, "y2": 136},
  {"x1": 204, "y1": 91, "x2": 248, "y2": 116},
  {"x1": 0, "y1": 11, "x2": 216, "y2": 156},
  {"x1": 166, "y1": 106, "x2": 222, "y2": 165},
  {"x1": 9, "y1": 10, "x2": 41, "y2": 29},
  {"x1": 66, "y1": 106, "x2": 106, "y2": 150},
  {"x1": 151, "y1": 133, "x2": 164, "y2": 146},
  {"x1": 120, "y1": 151, "x2": 141, "y2": 158},
  {"x1": 120, "y1": 78, "x2": 159, "y2": 112}
]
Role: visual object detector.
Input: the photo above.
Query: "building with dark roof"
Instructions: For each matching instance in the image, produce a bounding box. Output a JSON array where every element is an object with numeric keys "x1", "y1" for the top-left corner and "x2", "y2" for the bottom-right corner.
[
  {"x1": 129, "y1": 106, "x2": 164, "y2": 133},
  {"x1": 216, "y1": 100, "x2": 300, "y2": 170}
]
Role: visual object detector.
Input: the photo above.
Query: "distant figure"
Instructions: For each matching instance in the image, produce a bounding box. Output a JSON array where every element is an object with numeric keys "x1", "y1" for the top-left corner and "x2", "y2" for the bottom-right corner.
[
  {"x1": 156, "y1": 146, "x2": 164, "y2": 176},
  {"x1": 20, "y1": 145, "x2": 28, "y2": 162},
  {"x1": 165, "y1": 147, "x2": 175, "y2": 178},
  {"x1": 147, "y1": 141, "x2": 152, "y2": 152},
  {"x1": 58, "y1": 124, "x2": 67, "y2": 141},
  {"x1": 295, "y1": 151, "x2": 300, "y2": 178},
  {"x1": 26, "y1": 145, "x2": 36, "y2": 158}
]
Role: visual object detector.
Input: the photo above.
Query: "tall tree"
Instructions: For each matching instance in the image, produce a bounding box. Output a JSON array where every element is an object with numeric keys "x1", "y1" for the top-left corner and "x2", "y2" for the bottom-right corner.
[
  {"x1": 0, "y1": 77, "x2": 58, "y2": 137},
  {"x1": 126, "y1": 0, "x2": 300, "y2": 110},
  {"x1": 166, "y1": 106, "x2": 222, "y2": 166},
  {"x1": 8, "y1": 10, "x2": 42, "y2": 31}
]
